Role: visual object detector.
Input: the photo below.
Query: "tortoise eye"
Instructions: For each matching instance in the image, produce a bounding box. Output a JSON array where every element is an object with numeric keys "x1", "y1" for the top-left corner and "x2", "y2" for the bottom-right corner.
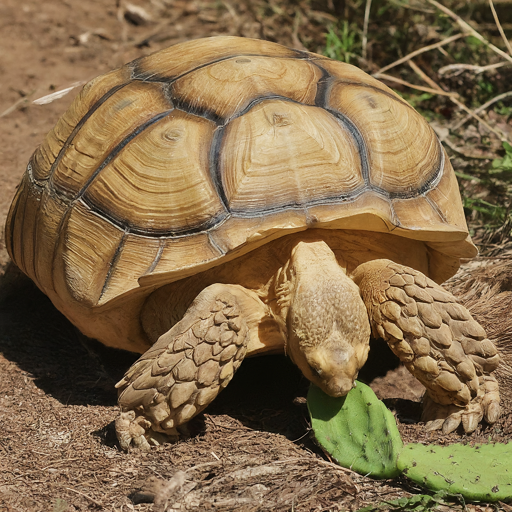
[{"x1": 309, "y1": 364, "x2": 322, "y2": 377}]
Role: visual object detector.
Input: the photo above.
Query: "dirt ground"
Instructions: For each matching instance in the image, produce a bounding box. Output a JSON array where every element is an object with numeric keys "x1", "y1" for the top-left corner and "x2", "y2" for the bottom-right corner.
[{"x1": 1, "y1": 1, "x2": 511, "y2": 511}]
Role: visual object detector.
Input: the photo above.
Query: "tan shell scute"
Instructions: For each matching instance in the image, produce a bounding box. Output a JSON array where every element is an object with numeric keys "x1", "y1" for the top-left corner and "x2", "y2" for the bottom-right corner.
[{"x1": 6, "y1": 36, "x2": 476, "y2": 310}]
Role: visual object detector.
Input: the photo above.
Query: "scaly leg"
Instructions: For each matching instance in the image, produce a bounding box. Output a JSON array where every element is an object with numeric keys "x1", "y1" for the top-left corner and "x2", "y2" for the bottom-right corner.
[
  {"x1": 352, "y1": 259, "x2": 500, "y2": 434},
  {"x1": 115, "y1": 283, "x2": 265, "y2": 450}
]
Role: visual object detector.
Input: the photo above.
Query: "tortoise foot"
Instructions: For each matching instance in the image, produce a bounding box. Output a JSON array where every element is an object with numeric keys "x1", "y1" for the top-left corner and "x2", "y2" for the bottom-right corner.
[
  {"x1": 353, "y1": 259, "x2": 501, "y2": 432},
  {"x1": 116, "y1": 410, "x2": 179, "y2": 451},
  {"x1": 114, "y1": 284, "x2": 250, "y2": 450},
  {"x1": 422, "y1": 374, "x2": 500, "y2": 434}
]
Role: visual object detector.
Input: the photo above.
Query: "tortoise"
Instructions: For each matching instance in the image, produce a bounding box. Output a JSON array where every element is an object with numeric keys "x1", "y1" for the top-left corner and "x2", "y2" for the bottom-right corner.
[{"x1": 5, "y1": 36, "x2": 501, "y2": 450}]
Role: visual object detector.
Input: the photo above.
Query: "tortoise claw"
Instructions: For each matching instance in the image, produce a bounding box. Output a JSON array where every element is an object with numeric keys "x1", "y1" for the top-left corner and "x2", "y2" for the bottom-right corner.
[
  {"x1": 115, "y1": 410, "x2": 178, "y2": 451},
  {"x1": 422, "y1": 377, "x2": 498, "y2": 435}
]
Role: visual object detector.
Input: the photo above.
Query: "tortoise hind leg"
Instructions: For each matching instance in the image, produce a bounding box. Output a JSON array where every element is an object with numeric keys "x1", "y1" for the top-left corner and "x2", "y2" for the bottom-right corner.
[
  {"x1": 115, "y1": 283, "x2": 265, "y2": 450},
  {"x1": 352, "y1": 259, "x2": 500, "y2": 434}
]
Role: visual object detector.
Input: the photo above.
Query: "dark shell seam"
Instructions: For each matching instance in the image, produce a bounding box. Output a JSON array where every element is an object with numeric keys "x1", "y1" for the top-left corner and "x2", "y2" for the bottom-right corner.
[
  {"x1": 129, "y1": 49, "x2": 312, "y2": 83},
  {"x1": 99, "y1": 230, "x2": 128, "y2": 303}
]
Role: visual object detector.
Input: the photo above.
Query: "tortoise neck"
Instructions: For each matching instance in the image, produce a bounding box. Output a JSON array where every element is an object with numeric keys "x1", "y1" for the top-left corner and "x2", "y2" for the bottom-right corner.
[
  {"x1": 274, "y1": 239, "x2": 371, "y2": 396},
  {"x1": 273, "y1": 239, "x2": 350, "y2": 333}
]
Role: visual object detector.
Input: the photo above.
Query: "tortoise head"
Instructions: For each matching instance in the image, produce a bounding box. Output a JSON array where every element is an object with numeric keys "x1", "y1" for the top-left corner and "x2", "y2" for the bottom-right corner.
[{"x1": 279, "y1": 240, "x2": 371, "y2": 397}]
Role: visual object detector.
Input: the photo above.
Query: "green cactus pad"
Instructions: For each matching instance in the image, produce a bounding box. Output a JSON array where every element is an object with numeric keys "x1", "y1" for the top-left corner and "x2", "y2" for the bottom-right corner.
[
  {"x1": 397, "y1": 442, "x2": 512, "y2": 502},
  {"x1": 307, "y1": 382, "x2": 403, "y2": 479}
]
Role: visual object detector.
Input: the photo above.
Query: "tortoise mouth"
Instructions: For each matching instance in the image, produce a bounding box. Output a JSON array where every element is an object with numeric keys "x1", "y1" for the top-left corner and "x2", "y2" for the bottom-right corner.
[{"x1": 317, "y1": 376, "x2": 356, "y2": 397}]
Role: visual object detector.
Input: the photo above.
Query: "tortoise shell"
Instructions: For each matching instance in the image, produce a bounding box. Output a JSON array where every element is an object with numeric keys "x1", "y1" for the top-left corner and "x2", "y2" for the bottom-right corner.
[{"x1": 6, "y1": 36, "x2": 475, "y2": 317}]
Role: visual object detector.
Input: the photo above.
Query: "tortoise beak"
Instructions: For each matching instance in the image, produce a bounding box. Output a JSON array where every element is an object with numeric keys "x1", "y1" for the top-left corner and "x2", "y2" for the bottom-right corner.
[{"x1": 318, "y1": 375, "x2": 355, "y2": 397}]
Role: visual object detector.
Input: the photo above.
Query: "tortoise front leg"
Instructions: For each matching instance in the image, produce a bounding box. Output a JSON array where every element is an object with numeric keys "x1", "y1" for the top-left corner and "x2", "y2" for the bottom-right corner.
[
  {"x1": 352, "y1": 259, "x2": 500, "y2": 434},
  {"x1": 115, "y1": 283, "x2": 270, "y2": 450}
]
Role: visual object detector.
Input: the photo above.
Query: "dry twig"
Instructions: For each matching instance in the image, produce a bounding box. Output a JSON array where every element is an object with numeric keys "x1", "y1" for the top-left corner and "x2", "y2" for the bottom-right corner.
[
  {"x1": 438, "y1": 61, "x2": 510, "y2": 77},
  {"x1": 452, "y1": 90, "x2": 512, "y2": 131},
  {"x1": 0, "y1": 93, "x2": 34, "y2": 118},
  {"x1": 489, "y1": 0, "x2": 512, "y2": 56},
  {"x1": 373, "y1": 72, "x2": 457, "y2": 97},
  {"x1": 427, "y1": 0, "x2": 512, "y2": 65},
  {"x1": 408, "y1": 60, "x2": 506, "y2": 141},
  {"x1": 65, "y1": 487, "x2": 104, "y2": 508},
  {"x1": 362, "y1": 0, "x2": 372, "y2": 61},
  {"x1": 375, "y1": 33, "x2": 465, "y2": 75},
  {"x1": 432, "y1": 128, "x2": 498, "y2": 160}
]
